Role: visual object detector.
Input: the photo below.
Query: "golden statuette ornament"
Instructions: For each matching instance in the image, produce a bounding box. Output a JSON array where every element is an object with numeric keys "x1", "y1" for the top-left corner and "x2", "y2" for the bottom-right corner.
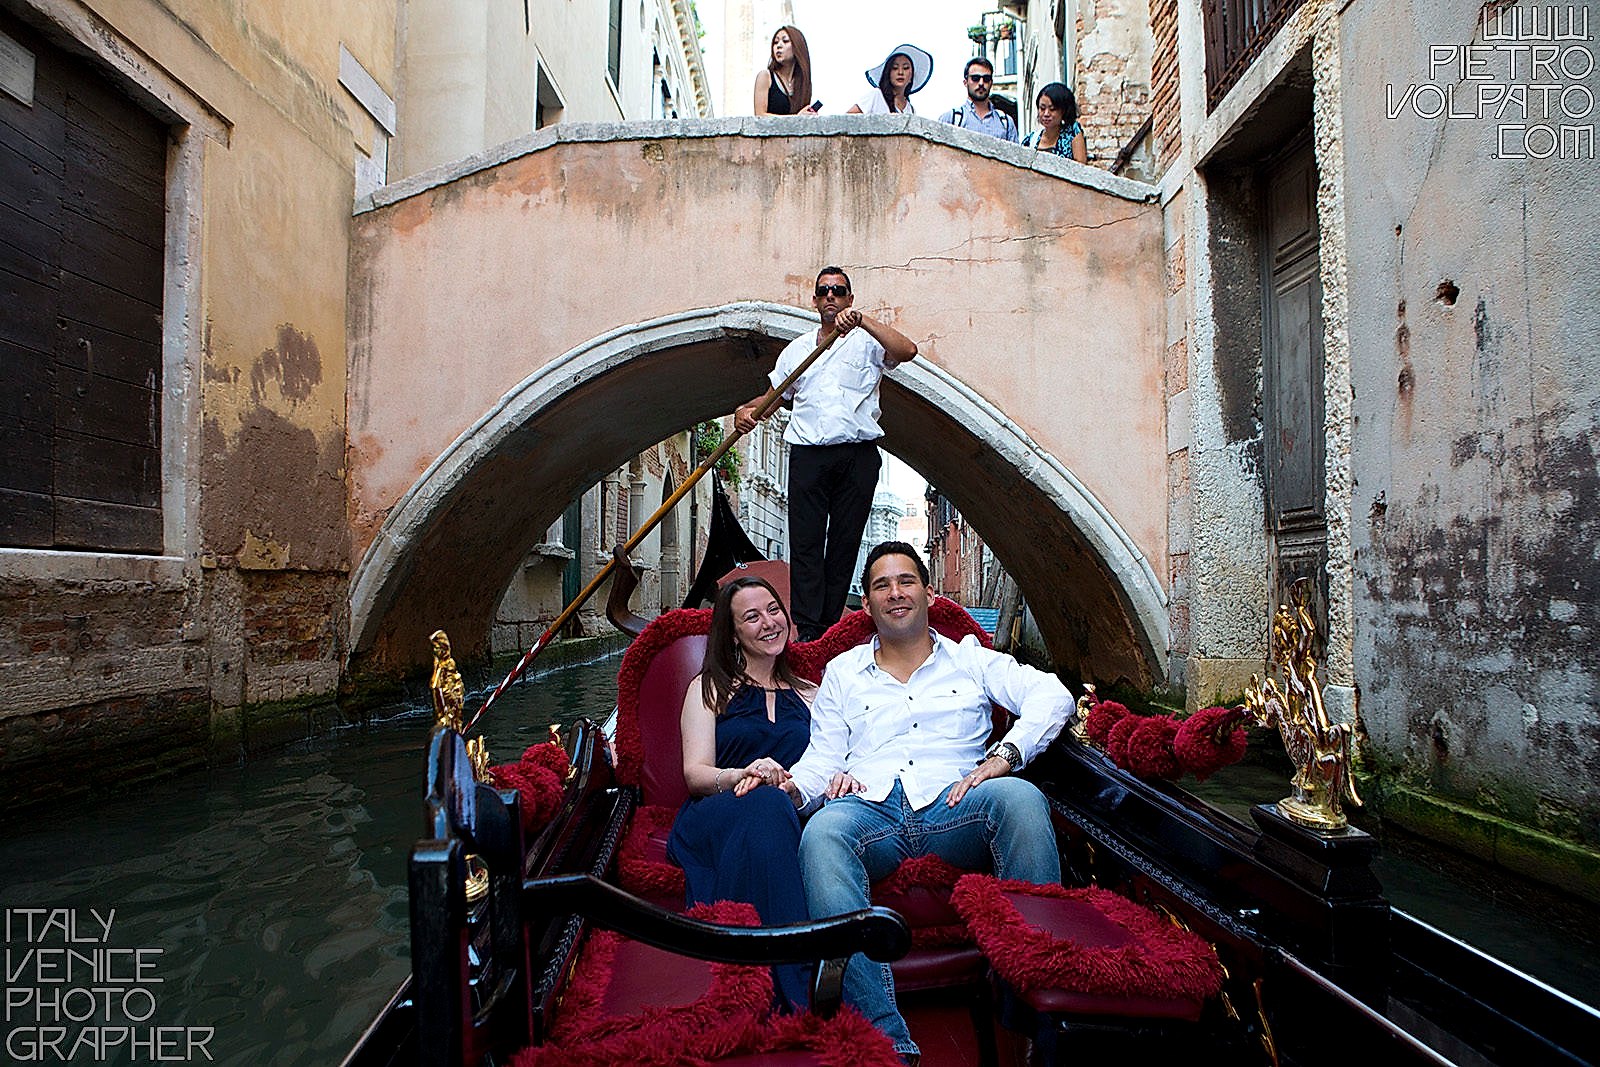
[
  {"x1": 1241, "y1": 580, "x2": 1362, "y2": 831},
  {"x1": 429, "y1": 629, "x2": 467, "y2": 733},
  {"x1": 1070, "y1": 683, "x2": 1097, "y2": 745}
]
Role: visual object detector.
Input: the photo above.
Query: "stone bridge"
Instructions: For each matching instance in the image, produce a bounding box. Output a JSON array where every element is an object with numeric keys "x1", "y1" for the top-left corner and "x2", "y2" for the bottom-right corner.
[{"x1": 346, "y1": 117, "x2": 1168, "y2": 687}]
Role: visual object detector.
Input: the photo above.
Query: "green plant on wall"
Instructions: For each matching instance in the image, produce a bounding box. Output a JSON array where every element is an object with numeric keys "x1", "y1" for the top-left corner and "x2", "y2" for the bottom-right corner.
[{"x1": 695, "y1": 420, "x2": 741, "y2": 490}]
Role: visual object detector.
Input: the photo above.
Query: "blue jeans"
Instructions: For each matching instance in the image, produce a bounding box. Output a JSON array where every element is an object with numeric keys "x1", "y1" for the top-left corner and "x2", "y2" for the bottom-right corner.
[{"x1": 798, "y1": 777, "x2": 1061, "y2": 1056}]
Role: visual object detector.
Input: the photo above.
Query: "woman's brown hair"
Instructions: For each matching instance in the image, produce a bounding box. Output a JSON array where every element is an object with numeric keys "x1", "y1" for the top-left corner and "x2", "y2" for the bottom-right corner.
[
  {"x1": 701, "y1": 576, "x2": 804, "y2": 714},
  {"x1": 768, "y1": 25, "x2": 813, "y2": 114}
]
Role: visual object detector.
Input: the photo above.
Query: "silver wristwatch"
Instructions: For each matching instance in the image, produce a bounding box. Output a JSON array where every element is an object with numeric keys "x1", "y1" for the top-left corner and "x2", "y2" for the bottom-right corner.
[{"x1": 984, "y1": 741, "x2": 1023, "y2": 772}]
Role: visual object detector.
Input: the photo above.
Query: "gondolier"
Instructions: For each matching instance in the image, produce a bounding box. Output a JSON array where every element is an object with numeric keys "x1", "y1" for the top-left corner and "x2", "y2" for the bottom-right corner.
[{"x1": 734, "y1": 267, "x2": 918, "y2": 641}]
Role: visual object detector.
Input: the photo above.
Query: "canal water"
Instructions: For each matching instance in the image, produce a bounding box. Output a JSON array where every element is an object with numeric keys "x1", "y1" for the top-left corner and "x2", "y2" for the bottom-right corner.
[{"x1": 2, "y1": 654, "x2": 1596, "y2": 1065}]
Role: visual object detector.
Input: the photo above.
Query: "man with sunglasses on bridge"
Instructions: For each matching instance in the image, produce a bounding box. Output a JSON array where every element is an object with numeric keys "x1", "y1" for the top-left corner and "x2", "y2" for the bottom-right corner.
[
  {"x1": 937, "y1": 57, "x2": 1018, "y2": 142},
  {"x1": 735, "y1": 268, "x2": 918, "y2": 642}
]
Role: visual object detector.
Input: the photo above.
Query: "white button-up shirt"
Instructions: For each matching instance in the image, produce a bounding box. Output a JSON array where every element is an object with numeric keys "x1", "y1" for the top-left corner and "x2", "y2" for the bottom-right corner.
[
  {"x1": 789, "y1": 629, "x2": 1073, "y2": 810},
  {"x1": 771, "y1": 326, "x2": 903, "y2": 447}
]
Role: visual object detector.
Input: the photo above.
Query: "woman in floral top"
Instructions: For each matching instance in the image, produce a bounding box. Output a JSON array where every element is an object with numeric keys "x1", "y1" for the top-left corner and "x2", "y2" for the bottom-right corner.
[{"x1": 1022, "y1": 82, "x2": 1087, "y2": 163}]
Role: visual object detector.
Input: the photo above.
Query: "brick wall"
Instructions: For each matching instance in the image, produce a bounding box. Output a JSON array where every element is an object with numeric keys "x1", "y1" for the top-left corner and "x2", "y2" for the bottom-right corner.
[
  {"x1": 1149, "y1": 0, "x2": 1181, "y2": 171},
  {"x1": 1075, "y1": 0, "x2": 1154, "y2": 169}
]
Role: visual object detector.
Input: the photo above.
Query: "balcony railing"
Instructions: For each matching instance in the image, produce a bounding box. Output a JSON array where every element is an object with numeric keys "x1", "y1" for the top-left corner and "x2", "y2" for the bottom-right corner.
[{"x1": 1202, "y1": 0, "x2": 1310, "y2": 110}]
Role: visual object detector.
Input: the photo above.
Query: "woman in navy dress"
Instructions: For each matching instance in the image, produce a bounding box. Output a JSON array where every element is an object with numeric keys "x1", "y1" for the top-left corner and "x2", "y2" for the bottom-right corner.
[{"x1": 667, "y1": 575, "x2": 815, "y2": 1011}]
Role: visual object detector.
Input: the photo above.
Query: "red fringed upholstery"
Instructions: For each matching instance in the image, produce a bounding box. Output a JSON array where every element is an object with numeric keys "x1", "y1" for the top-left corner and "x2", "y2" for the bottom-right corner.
[
  {"x1": 726, "y1": 1007, "x2": 904, "y2": 1067},
  {"x1": 514, "y1": 901, "x2": 772, "y2": 1067},
  {"x1": 617, "y1": 804, "x2": 685, "y2": 904},
  {"x1": 514, "y1": 899, "x2": 904, "y2": 1067},
  {"x1": 489, "y1": 741, "x2": 572, "y2": 833},
  {"x1": 950, "y1": 876, "x2": 1223, "y2": 1007},
  {"x1": 870, "y1": 855, "x2": 973, "y2": 948}
]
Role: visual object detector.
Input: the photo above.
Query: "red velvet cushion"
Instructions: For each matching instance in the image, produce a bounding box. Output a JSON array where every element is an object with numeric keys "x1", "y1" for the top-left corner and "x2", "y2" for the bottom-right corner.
[
  {"x1": 513, "y1": 901, "x2": 771, "y2": 1066},
  {"x1": 950, "y1": 876, "x2": 1223, "y2": 1020},
  {"x1": 635, "y1": 634, "x2": 707, "y2": 809}
]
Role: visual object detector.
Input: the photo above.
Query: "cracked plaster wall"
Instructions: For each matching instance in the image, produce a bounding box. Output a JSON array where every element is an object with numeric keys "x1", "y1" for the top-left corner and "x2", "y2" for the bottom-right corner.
[{"x1": 1343, "y1": 1, "x2": 1600, "y2": 846}]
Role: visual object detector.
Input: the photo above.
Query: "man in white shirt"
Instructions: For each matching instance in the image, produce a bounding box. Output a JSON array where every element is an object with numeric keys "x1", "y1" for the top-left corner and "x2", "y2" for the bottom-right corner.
[
  {"x1": 783, "y1": 542, "x2": 1072, "y2": 1062},
  {"x1": 734, "y1": 269, "x2": 918, "y2": 641},
  {"x1": 937, "y1": 57, "x2": 1019, "y2": 142}
]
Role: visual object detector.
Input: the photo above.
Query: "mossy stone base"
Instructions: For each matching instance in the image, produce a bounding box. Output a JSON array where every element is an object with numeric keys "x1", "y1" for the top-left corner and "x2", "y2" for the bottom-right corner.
[{"x1": 1371, "y1": 782, "x2": 1600, "y2": 907}]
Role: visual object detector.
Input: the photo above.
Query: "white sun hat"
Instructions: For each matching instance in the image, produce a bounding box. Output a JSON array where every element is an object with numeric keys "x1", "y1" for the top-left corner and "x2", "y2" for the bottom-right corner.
[{"x1": 865, "y1": 43, "x2": 934, "y2": 95}]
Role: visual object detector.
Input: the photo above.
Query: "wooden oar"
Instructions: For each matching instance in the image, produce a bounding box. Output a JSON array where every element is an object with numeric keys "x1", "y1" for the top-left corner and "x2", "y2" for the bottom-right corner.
[{"x1": 465, "y1": 326, "x2": 841, "y2": 732}]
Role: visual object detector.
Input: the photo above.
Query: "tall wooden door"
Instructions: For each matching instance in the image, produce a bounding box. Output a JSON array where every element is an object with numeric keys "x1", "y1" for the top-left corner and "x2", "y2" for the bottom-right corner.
[
  {"x1": 1261, "y1": 134, "x2": 1328, "y2": 636},
  {"x1": 0, "y1": 12, "x2": 166, "y2": 552}
]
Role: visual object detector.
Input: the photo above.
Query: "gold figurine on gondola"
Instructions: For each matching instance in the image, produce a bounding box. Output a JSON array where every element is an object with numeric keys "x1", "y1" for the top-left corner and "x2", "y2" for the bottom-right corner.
[
  {"x1": 1243, "y1": 580, "x2": 1362, "y2": 831},
  {"x1": 431, "y1": 629, "x2": 491, "y2": 784},
  {"x1": 429, "y1": 629, "x2": 466, "y2": 733}
]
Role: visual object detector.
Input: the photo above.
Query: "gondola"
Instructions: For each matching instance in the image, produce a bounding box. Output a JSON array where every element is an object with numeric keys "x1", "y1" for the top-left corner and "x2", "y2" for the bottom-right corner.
[{"x1": 342, "y1": 559, "x2": 1599, "y2": 1067}]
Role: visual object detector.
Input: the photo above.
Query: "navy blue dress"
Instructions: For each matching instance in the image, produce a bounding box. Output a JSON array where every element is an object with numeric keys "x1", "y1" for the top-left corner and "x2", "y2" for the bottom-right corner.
[{"x1": 666, "y1": 684, "x2": 811, "y2": 1010}]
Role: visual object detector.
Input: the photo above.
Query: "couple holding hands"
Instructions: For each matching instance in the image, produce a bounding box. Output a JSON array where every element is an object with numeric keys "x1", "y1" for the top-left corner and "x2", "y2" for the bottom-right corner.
[{"x1": 666, "y1": 541, "x2": 1072, "y2": 1063}]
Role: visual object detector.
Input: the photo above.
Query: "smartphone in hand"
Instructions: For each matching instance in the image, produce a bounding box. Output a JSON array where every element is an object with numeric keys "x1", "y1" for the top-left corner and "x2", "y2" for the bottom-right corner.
[{"x1": 807, "y1": 100, "x2": 823, "y2": 113}]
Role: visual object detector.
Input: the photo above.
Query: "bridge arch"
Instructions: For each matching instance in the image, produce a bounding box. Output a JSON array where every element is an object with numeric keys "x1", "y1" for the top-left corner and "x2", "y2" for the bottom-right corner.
[{"x1": 348, "y1": 303, "x2": 1166, "y2": 686}]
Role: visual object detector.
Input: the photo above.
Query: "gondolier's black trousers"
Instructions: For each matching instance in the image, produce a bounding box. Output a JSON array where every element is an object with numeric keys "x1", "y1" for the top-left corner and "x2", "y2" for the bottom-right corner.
[{"x1": 787, "y1": 440, "x2": 881, "y2": 642}]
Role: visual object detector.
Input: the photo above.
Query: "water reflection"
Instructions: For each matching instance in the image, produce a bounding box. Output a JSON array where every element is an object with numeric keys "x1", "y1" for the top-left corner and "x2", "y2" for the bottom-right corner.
[{"x1": 0, "y1": 654, "x2": 622, "y2": 1067}]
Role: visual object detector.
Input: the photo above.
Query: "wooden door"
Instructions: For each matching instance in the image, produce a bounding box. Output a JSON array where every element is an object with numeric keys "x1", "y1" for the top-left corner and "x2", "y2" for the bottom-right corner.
[
  {"x1": 1261, "y1": 134, "x2": 1328, "y2": 636},
  {"x1": 0, "y1": 12, "x2": 166, "y2": 552}
]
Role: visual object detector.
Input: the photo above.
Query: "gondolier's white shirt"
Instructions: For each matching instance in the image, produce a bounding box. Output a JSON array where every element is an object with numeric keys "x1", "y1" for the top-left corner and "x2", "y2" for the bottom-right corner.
[
  {"x1": 788, "y1": 628, "x2": 1073, "y2": 810},
  {"x1": 771, "y1": 326, "x2": 903, "y2": 447}
]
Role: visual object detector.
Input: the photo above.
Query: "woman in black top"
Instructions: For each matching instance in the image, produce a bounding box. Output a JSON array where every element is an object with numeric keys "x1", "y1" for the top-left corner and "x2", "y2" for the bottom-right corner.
[{"x1": 754, "y1": 25, "x2": 817, "y2": 115}]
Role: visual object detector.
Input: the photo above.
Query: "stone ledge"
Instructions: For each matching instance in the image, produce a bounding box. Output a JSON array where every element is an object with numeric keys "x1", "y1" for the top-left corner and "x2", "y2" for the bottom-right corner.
[
  {"x1": 1374, "y1": 784, "x2": 1600, "y2": 907},
  {"x1": 0, "y1": 548, "x2": 187, "y2": 585},
  {"x1": 356, "y1": 115, "x2": 1159, "y2": 216}
]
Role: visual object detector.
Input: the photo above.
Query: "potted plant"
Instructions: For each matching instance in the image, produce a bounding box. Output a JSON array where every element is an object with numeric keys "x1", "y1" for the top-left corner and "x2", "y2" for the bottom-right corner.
[
  {"x1": 968, "y1": 23, "x2": 988, "y2": 44},
  {"x1": 997, "y1": 20, "x2": 1016, "y2": 40}
]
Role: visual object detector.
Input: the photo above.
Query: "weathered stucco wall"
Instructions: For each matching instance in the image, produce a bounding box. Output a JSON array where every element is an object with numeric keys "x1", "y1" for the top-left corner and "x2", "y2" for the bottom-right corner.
[
  {"x1": 1343, "y1": 1, "x2": 1600, "y2": 854},
  {"x1": 1, "y1": 0, "x2": 385, "y2": 807},
  {"x1": 346, "y1": 119, "x2": 1168, "y2": 681}
]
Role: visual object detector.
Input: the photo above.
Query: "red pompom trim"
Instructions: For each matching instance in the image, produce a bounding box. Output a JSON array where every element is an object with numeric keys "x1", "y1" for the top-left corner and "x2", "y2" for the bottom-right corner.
[
  {"x1": 950, "y1": 876, "x2": 1223, "y2": 1002},
  {"x1": 1083, "y1": 699, "x2": 1130, "y2": 744},
  {"x1": 489, "y1": 749, "x2": 568, "y2": 833},
  {"x1": 1125, "y1": 716, "x2": 1182, "y2": 780},
  {"x1": 1104, "y1": 713, "x2": 1143, "y2": 766},
  {"x1": 1173, "y1": 706, "x2": 1249, "y2": 782}
]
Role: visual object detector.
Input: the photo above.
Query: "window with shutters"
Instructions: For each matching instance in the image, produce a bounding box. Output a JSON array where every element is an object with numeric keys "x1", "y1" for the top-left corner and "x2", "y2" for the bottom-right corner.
[
  {"x1": 607, "y1": 0, "x2": 623, "y2": 88},
  {"x1": 1, "y1": 11, "x2": 167, "y2": 553}
]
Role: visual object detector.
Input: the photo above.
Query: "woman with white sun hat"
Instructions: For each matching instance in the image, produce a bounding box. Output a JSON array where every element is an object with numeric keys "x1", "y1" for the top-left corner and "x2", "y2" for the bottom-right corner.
[{"x1": 847, "y1": 43, "x2": 933, "y2": 115}]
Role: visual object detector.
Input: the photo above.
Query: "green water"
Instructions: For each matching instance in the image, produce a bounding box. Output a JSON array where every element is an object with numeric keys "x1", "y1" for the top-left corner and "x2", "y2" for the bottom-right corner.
[
  {"x1": 0, "y1": 654, "x2": 623, "y2": 1067},
  {"x1": 2, "y1": 656, "x2": 1595, "y2": 1065}
]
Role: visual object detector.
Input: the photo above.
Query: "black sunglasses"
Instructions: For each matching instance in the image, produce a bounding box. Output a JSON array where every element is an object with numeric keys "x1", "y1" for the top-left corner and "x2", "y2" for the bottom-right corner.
[
  {"x1": 815, "y1": 284, "x2": 850, "y2": 297},
  {"x1": 967, "y1": 73, "x2": 993, "y2": 82}
]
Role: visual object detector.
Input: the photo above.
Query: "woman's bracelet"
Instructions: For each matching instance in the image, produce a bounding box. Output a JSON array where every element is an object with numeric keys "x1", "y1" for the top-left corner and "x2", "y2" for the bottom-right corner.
[{"x1": 714, "y1": 768, "x2": 727, "y2": 793}]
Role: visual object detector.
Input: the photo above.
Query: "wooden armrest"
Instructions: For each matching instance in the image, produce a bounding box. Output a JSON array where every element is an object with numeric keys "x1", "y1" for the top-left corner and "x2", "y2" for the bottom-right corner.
[{"x1": 522, "y1": 873, "x2": 911, "y2": 966}]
